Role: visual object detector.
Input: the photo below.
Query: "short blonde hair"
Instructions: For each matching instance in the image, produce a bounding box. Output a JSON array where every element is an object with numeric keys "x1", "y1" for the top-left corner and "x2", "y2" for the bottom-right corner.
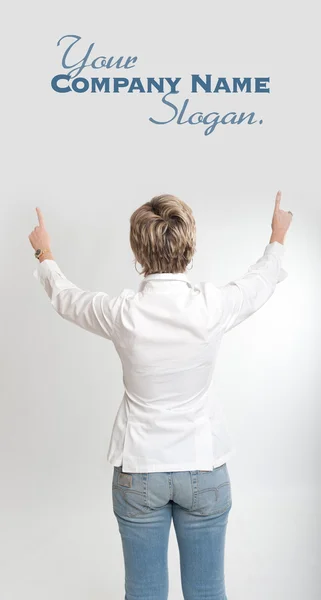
[{"x1": 130, "y1": 194, "x2": 196, "y2": 277}]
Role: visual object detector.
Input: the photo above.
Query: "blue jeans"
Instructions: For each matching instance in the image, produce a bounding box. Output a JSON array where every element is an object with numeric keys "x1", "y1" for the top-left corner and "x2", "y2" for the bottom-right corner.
[{"x1": 112, "y1": 463, "x2": 232, "y2": 600}]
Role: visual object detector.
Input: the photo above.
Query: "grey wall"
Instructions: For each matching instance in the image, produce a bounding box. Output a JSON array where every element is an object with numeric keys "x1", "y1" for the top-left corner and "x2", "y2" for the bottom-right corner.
[{"x1": 1, "y1": 1, "x2": 320, "y2": 598}]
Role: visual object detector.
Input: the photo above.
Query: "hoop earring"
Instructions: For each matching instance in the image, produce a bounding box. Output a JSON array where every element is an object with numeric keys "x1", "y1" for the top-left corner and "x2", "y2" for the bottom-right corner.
[
  {"x1": 135, "y1": 260, "x2": 143, "y2": 275},
  {"x1": 187, "y1": 258, "x2": 193, "y2": 271}
]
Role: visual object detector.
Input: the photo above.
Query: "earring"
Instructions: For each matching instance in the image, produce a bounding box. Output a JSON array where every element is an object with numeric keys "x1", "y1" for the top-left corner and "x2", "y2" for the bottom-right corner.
[
  {"x1": 135, "y1": 260, "x2": 143, "y2": 274},
  {"x1": 187, "y1": 258, "x2": 193, "y2": 270}
]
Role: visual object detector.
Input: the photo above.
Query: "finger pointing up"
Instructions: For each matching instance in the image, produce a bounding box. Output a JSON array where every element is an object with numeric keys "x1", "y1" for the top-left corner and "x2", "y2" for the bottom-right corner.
[
  {"x1": 36, "y1": 207, "x2": 45, "y2": 228},
  {"x1": 274, "y1": 190, "x2": 282, "y2": 212}
]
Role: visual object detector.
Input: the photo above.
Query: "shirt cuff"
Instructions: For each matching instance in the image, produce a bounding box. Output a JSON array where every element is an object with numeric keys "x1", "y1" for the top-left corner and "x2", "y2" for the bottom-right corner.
[
  {"x1": 265, "y1": 240, "x2": 286, "y2": 257},
  {"x1": 33, "y1": 259, "x2": 65, "y2": 282},
  {"x1": 278, "y1": 267, "x2": 288, "y2": 282},
  {"x1": 264, "y1": 241, "x2": 288, "y2": 282}
]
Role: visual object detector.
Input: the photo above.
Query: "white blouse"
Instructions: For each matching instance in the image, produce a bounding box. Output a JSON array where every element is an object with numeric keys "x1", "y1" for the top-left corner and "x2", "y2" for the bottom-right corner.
[{"x1": 33, "y1": 241, "x2": 288, "y2": 473}]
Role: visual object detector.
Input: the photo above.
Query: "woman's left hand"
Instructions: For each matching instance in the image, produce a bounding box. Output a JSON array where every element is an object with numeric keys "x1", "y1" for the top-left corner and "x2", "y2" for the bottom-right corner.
[{"x1": 28, "y1": 207, "x2": 51, "y2": 251}]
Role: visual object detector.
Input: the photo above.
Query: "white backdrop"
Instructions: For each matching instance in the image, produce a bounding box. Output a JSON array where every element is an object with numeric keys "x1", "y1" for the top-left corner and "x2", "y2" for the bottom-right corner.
[{"x1": 1, "y1": 1, "x2": 320, "y2": 598}]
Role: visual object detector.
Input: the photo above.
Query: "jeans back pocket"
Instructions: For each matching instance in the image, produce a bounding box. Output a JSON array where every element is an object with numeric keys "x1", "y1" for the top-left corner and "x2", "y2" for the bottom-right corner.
[
  {"x1": 196, "y1": 463, "x2": 232, "y2": 516},
  {"x1": 112, "y1": 466, "x2": 152, "y2": 518}
]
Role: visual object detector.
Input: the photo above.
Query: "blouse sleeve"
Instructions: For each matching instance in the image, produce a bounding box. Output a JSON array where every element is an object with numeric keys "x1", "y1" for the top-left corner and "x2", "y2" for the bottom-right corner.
[
  {"x1": 217, "y1": 241, "x2": 288, "y2": 334},
  {"x1": 33, "y1": 259, "x2": 124, "y2": 340}
]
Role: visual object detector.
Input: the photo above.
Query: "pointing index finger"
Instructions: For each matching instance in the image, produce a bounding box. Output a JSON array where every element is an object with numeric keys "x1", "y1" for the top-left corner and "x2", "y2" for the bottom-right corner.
[
  {"x1": 36, "y1": 207, "x2": 45, "y2": 227},
  {"x1": 274, "y1": 190, "x2": 281, "y2": 211}
]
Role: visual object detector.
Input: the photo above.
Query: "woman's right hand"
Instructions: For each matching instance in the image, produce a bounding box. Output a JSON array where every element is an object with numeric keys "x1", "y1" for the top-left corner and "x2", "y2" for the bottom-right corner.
[{"x1": 270, "y1": 190, "x2": 293, "y2": 244}]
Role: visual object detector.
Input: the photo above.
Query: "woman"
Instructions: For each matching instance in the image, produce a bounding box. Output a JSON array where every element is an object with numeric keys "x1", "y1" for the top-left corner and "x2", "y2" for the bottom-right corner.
[{"x1": 29, "y1": 191, "x2": 292, "y2": 600}]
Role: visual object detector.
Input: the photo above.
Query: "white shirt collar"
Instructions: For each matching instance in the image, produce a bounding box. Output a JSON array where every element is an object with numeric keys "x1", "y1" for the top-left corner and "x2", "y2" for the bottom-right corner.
[{"x1": 139, "y1": 272, "x2": 192, "y2": 289}]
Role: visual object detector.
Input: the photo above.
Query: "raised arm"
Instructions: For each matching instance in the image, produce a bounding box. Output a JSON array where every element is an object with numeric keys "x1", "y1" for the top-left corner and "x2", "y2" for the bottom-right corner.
[
  {"x1": 218, "y1": 191, "x2": 293, "y2": 333},
  {"x1": 29, "y1": 208, "x2": 124, "y2": 340}
]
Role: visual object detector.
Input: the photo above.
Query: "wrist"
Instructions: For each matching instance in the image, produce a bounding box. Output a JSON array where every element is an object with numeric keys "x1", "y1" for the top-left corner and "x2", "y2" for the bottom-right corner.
[
  {"x1": 38, "y1": 250, "x2": 54, "y2": 263},
  {"x1": 270, "y1": 231, "x2": 286, "y2": 245}
]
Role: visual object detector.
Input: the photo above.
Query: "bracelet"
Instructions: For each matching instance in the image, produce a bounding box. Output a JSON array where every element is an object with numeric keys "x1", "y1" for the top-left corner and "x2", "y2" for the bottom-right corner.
[{"x1": 34, "y1": 248, "x2": 51, "y2": 260}]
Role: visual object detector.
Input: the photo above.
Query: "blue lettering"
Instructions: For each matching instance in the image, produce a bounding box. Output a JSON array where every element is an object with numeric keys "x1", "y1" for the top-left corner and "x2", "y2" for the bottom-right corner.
[
  {"x1": 213, "y1": 78, "x2": 231, "y2": 93},
  {"x1": 255, "y1": 77, "x2": 270, "y2": 92}
]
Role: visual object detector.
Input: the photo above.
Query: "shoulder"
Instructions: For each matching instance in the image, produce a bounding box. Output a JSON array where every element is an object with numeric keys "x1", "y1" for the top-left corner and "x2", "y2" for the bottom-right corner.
[
  {"x1": 102, "y1": 287, "x2": 136, "y2": 313},
  {"x1": 187, "y1": 280, "x2": 224, "y2": 313},
  {"x1": 117, "y1": 287, "x2": 135, "y2": 297},
  {"x1": 192, "y1": 280, "x2": 221, "y2": 300},
  {"x1": 114, "y1": 287, "x2": 139, "y2": 304}
]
